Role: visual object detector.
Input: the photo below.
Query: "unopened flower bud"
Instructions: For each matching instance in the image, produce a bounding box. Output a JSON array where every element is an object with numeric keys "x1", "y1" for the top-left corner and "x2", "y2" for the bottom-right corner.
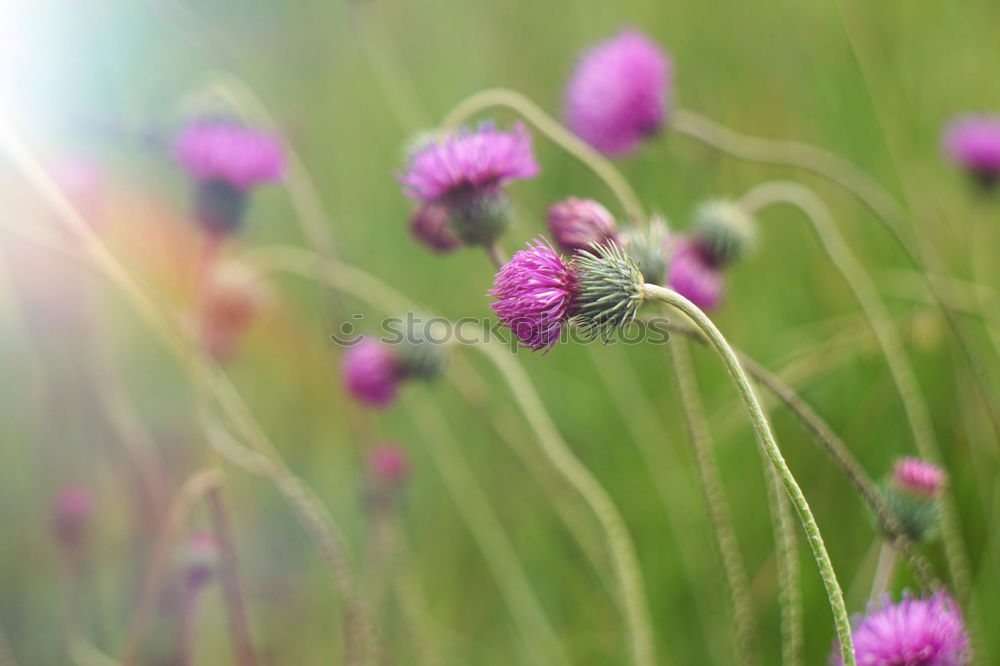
[
  {"x1": 547, "y1": 197, "x2": 619, "y2": 254},
  {"x1": 621, "y1": 216, "x2": 669, "y2": 285},
  {"x1": 693, "y1": 199, "x2": 757, "y2": 266}
]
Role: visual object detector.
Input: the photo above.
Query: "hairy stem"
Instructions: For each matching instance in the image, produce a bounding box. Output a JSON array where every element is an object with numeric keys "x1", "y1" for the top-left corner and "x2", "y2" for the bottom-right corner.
[
  {"x1": 738, "y1": 181, "x2": 969, "y2": 602},
  {"x1": 441, "y1": 87, "x2": 645, "y2": 223},
  {"x1": 474, "y1": 340, "x2": 658, "y2": 666},
  {"x1": 670, "y1": 339, "x2": 757, "y2": 666},
  {"x1": 206, "y1": 488, "x2": 260, "y2": 666},
  {"x1": 764, "y1": 466, "x2": 803, "y2": 666},
  {"x1": 643, "y1": 284, "x2": 855, "y2": 666},
  {"x1": 119, "y1": 468, "x2": 224, "y2": 666}
]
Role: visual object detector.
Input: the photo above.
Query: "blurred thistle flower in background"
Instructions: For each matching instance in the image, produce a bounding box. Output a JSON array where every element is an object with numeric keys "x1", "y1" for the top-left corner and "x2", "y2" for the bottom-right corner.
[
  {"x1": 409, "y1": 202, "x2": 461, "y2": 253},
  {"x1": 490, "y1": 238, "x2": 644, "y2": 352},
  {"x1": 490, "y1": 238, "x2": 580, "y2": 353},
  {"x1": 342, "y1": 337, "x2": 405, "y2": 408},
  {"x1": 398, "y1": 122, "x2": 539, "y2": 246},
  {"x1": 178, "y1": 531, "x2": 219, "y2": 590},
  {"x1": 52, "y1": 485, "x2": 93, "y2": 552},
  {"x1": 880, "y1": 457, "x2": 944, "y2": 543},
  {"x1": 667, "y1": 236, "x2": 724, "y2": 311},
  {"x1": 830, "y1": 592, "x2": 971, "y2": 666},
  {"x1": 367, "y1": 444, "x2": 411, "y2": 488},
  {"x1": 943, "y1": 115, "x2": 1000, "y2": 190},
  {"x1": 547, "y1": 197, "x2": 620, "y2": 255},
  {"x1": 893, "y1": 457, "x2": 946, "y2": 497},
  {"x1": 175, "y1": 119, "x2": 286, "y2": 236},
  {"x1": 565, "y1": 28, "x2": 671, "y2": 156},
  {"x1": 692, "y1": 199, "x2": 757, "y2": 267},
  {"x1": 620, "y1": 216, "x2": 669, "y2": 285},
  {"x1": 196, "y1": 260, "x2": 269, "y2": 362}
]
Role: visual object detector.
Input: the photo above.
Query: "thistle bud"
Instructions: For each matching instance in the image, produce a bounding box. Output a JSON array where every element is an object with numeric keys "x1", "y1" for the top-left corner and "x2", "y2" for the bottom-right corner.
[
  {"x1": 394, "y1": 313, "x2": 447, "y2": 381},
  {"x1": 52, "y1": 485, "x2": 93, "y2": 550},
  {"x1": 409, "y1": 203, "x2": 460, "y2": 253},
  {"x1": 693, "y1": 199, "x2": 757, "y2": 266},
  {"x1": 879, "y1": 458, "x2": 945, "y2": 542},
  {"x1": 546, "y1": 197, "x2": 619, "y2": 254},
  {"x1": 621, "y1": 216, "x2": 669, "y2": 285},
  {"x1": 178, "y1": 531, "x2": 219, "y2": 589}
]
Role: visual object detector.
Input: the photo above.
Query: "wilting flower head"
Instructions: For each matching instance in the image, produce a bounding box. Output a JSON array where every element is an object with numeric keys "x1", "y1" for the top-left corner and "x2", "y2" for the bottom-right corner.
[
  {"x1": 943, "y1": 115, "x2": 1000, "y2": 187},
  {"x1": 491, "y1": 239, "x2": 578, "y2": 353},
  {"x1": 197, "y1": 261, "x2": 268, "y2": 362},
  {"x1": 831, "y1": 592, "x2": 970, "y2": 666},
  {"x1": 399, "y1": 123, "x2": 538, "y2": 246},
  {"x1": 175, "y1": 119, "x2": 285, "y2": 235},
  {"x1": 490, "y1": 238, "x2": 644, "y2": 352},
  {"x1": 53, "y1": 485, "x2": 92, "y2": 549},
  {"x1": 409, "y1": 202, "x2": 461, "y2": 253},
  {"x1": 342, "y1": 337, "x2": 404, "y2": 408},
  {"x1": 693, "y1": 199, "x2": 757, "y2": 266},
  {"x1": 368, "y1": 444, "x2": 410, "y2": 486},
  {"x1": 179, "y1": 531, "x2": 219, "y2": 589},
  {"x1": 668, "y1": 237, "x2": 723, "y2": 310},
  {"x1": 547, "y1": 197, "x2": 619, "y2": 254},
  {"x1": 893, "y1": 458, "x2": 945, "y2": 497},
  {"x1": 565, "y1": 28, "x2": 671, "y2": 156}
]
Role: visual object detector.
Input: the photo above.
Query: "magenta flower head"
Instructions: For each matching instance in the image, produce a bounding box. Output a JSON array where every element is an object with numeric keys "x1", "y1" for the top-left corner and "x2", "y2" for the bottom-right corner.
[
  {"x1": 399, "y1": 123, "x2": 539, "y2": 246},
  {"x1": 52, "y1": 485, "x2": 93, "y2": 549},
  {"x1": 831, "y1": 592, "x2": 970, "y2": 666},
  {"x1": 175, "y1": 119, "x2": 286, "y2": 236},
  {"x1": 943, "y1": 115, "x2": 1000, "y2": 189},
  {"x1": 893, "y1": 457, "x2": 946, "y2": 497},
  {"x1": 668, "y1": 236, "x2": 724, "y2": 311},
  {"x1": 179, "y1": 531, "x2": 219, "y2": 589},
  {"x1": 409, "y1": 202, "x2": 461, "y2": 253},
  {"x1": 368, "y1": 444, "x2": 411, "y2": 486},
  {"x1": 342, "y1": 337, "x2": 404, "y2": 408},
  {"x1": 490, "y1": 238, "x2": 643, "y2": 352},
  {"x1": 547, "y1": 197, "x2": 619, "y2": 254},
  {"x1": 565, "y1": 28, "x2": 671, "y2": 156},
  {"x1": 491, "y1": 239, "x2": 580, "y2": 353}
]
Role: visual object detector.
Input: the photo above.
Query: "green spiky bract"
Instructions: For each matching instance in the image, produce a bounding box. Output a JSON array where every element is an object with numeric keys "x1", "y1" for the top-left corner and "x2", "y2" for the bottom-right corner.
[
  {"x1": 571, "y1": 241, "x2": 645, "y2": 341},
  {"x1": 447, "y1": 190, "x2": 511, "y2": 246}
]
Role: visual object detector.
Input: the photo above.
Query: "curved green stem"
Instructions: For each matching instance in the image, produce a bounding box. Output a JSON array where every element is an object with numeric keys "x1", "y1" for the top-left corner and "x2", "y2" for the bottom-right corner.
[
  {"x1": 643, "y1": 284, "x2": 855, "y2": 666},
  {"x1": 441, "y1": 87, "x2": 645, "y2": 223},
  {"x1": 672, "y1": 107, "x2": 1000, "y2": 448},
  {"x1": 738, "y1": 181, "x2": 971, "y2": 603},
  {"x1": 670, "y1": 339, "x2": 756, "y2": 666},
  {"x1": 473, "y1": 340, "x2": 658, "y2": 666},
  {"x1": 765, "y1": 466, "x2": 803, "y2": 666}
]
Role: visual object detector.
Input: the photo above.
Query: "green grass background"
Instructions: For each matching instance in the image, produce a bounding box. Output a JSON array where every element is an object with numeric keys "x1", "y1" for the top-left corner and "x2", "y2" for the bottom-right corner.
[{"x1": 1, "y1": 0, "x2": 999, "y2": 663}]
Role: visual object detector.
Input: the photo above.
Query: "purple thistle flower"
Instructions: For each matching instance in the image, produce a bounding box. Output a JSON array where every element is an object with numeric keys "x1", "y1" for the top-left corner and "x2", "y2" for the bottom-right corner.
[
  {"x1": 175, "y1": 120, "x2": 286, "y2": 236},
  {"x1": 399, "y1": 124, "x2": 539, "y2": 246},
  {"x1": 399, "y1": 123, "x2": 539, "y2": 202},
  {"x1": 368, "y1": 444, "x2": 410, "y2": 486},
  {"x1": 943, "y1": 115, "x2": 1000, "y2": 188},
  {"x1": 179, "y1": 531, "x2": 219, "y2": 589},
  {"x1": 565, "y1": 28, "x2": 671, "y2": 157},
  {"x1": 547, "y1": 197, "x2": 620, "y2": 254},
  {"x1": 342, "y1": 337, "x2": 404, "y2": 408},
  {"x1": 490, "y1": 239, "x2": 579, "y2": 353},
  {"x1": 176, "y1": 120, "x2": 285, "y2": 190},
  {"x1": 831, "y1": 592, "x2": 971, "y2": 666},
  {"x1": 52, "y1": 485, "x2": 92, "y2": 549},
  {"x1": 409, "y1": 202, "x2": 461, "y2": 253},
  {"x1": 668, "y1": 237, "x2": 723, "y2": 310},
  {"x1": 893, "y1": 457, "x2": 945, "y2": 497}
]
